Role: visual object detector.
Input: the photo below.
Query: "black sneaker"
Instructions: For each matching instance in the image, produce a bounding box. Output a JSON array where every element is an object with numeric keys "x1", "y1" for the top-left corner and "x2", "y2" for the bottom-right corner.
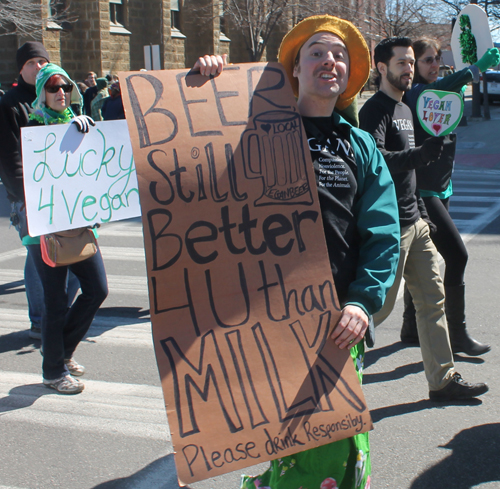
[
  {"x1": 429, "y1": 372, "x2": 489, "y2": 402},
  {"x1": 29, "y1": 325, "x2": 42, "y2": 340}
]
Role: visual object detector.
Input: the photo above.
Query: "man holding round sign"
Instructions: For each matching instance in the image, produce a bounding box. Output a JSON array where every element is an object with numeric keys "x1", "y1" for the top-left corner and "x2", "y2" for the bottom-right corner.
[
  {"x1": 402, "y1": 37, "x2": 499, "y2": 355},
  {"x1": 359, "y1": 37, "x2": 488, "y2": 403}
]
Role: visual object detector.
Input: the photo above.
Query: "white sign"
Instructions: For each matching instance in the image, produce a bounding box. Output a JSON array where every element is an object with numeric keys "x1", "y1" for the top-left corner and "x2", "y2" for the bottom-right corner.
[
  {"x1": 21, "y1": 120, "x2": 141, "y2": 237},
  {"x1": 416, "y1": 90, "x2": 464, "y2": 137},
  {"x1": 451, "y1": 4, "x2": 493, "y2": 71}
]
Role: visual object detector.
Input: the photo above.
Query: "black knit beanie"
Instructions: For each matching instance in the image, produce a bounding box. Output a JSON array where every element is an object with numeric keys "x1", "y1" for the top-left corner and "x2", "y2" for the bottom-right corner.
[{"x1": 16, "y1": 42, "x2": 50, "y2": 72}]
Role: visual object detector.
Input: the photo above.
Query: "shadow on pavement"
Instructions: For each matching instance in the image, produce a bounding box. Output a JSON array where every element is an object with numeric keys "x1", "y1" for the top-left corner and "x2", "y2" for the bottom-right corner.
[
  {"x1": 453, "y1": 354, "x2": 485, "y2": 364},
  {"x1": 370, "y1": 397, "x2": 482, "y2": 424},
  {"x1": 409, "y1": 423, "x2": 500, "y2": 488},
  {"x1": 0, "y1": 279, "x2": 25, "y2": 296},
  {"x1": 81, "y1": 306, "x2": 151, "y2": 342},
  {"x1": 363, "y1": 360, "x2": 424, "y2": 385},
  {"x1": 0, "y1": 383, "x2": 55, "y2": 414},
  {"x1": 93, "y1": 453, "x2": 181, "y2": 488},
  {"x1": 0, "y1": 306, "x2": 150, "y2": 355},
  {"x1": 96, "y1": 306, "x2": 150, "y2": 320},
  {"x1": 364, "y1": 341, "x2": 412, "y2": 368},
  {"x1": 0, "y1": 329, "x2": 39, "y2": 355}
]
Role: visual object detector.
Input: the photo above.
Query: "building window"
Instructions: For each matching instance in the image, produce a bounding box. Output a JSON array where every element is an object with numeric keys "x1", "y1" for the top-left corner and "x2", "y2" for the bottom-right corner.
[
  {"x1": 110, "y1": 0, "x2": 125, "y2": 26},
  {"x1": 219, "y1": 0, "x2": 226, "y2": 36},
  {"x1": 171, "y1": 0, "x2": 181, "y2": 31}
]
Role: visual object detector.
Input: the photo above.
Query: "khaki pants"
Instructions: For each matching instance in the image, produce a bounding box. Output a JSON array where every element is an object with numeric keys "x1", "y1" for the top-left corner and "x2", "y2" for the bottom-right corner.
[{"x1": 374, "y1": 218, "x2": 454, "y2": 391}]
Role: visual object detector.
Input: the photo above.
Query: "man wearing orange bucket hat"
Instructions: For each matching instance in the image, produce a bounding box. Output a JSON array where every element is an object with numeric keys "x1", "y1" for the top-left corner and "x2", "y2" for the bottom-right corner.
[{"x1": 195, "y1": 15, "x2": 401, "y2": 489}]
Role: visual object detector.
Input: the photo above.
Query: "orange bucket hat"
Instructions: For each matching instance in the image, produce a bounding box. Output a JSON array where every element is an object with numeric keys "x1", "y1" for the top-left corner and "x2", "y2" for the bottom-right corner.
[{"x1": 278, "y1": 15, "x2": 370, "y2": 110}]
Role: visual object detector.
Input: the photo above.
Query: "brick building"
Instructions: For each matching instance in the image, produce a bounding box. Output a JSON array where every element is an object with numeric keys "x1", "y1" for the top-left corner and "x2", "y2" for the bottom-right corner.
[
  {"x1": 1, "y1": 0, "x2": 237, "y2": 86},
  {"x1": 0, "y1": 0, "x2": 386, "y2": 88}
]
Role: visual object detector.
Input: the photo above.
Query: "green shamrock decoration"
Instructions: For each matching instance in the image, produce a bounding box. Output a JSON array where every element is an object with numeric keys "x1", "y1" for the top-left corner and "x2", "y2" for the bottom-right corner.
[{"x1": 459, "y1": 14, "x2": 478, "y2": 65}]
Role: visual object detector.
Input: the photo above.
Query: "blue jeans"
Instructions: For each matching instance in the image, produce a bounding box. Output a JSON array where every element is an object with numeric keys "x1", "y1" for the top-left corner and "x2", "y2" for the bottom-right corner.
[
  {"x1": 27, "y1": 244, "x2": 108, "y2": 380},
  {"x1": 11, "y1": 202, "x2": 80, "y2": 327}
]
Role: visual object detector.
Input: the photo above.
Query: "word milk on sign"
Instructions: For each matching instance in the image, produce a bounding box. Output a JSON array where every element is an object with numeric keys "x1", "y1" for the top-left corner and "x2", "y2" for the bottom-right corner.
[
  {"x1": 21, "y1": 120, "x2": 140, "y2": 236},
  {"x1": 119, "y1": 63, "x2": 372, "y2": 485},
  {"x1": 416, "y1": 90, "x2": 464, "y2": 137}
]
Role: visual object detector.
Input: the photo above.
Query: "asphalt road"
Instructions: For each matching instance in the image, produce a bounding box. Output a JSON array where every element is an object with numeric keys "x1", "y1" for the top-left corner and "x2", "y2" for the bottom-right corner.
[{"x1": 1, "y1": 99, "x2": 500, "y2": 489}]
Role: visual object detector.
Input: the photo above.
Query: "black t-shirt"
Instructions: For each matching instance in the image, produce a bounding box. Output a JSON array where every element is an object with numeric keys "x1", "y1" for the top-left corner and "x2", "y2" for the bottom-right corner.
[
  {"x1": 302, "y1": 115, "x2": 359, "y2": 305},
  {"x1": 359, "y1": 91, "x2": 421, "y2": 228}
]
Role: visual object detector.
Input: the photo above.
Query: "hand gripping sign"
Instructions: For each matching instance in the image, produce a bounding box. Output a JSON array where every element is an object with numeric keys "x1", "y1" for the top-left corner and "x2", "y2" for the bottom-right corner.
[
  {"x1": 119, "y1": 63, "x2": 372, "y2": 485},
  {"x1": 416, "y1": 90, "x2": 464, "y2": 137}
]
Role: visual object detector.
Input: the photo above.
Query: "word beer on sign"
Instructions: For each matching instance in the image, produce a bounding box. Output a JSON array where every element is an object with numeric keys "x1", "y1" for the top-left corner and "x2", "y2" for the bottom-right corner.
[
  {"x1": 119, "y1": 63, "x2": 372, "y2": 485},
  {"x1": 21, "y1": 120, "x2": 140, "y2": 236},
  {"x1": 416, "y1": 90, "x2": 464, "y2": 137}
]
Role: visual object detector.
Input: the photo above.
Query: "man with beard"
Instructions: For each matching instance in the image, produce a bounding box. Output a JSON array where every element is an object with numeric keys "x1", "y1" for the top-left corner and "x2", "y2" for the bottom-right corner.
[{"x1": 359, "y1": 37, "x2": 487, "y2": 401}]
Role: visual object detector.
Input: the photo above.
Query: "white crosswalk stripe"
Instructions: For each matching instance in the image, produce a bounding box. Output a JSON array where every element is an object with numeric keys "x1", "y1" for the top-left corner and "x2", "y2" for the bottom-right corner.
[
  {"x1": 0, "y1": 371, "x2": 169, "y2": 441},
  {"x1": 449, "y1": 167, "x2": 500, "y2": 238},
  {"x1": 0, "y1": 307, "x2": 153, "y2": 347},
  {"x1": 0, "y1": 269, "x2": 148, "y2": 296}
]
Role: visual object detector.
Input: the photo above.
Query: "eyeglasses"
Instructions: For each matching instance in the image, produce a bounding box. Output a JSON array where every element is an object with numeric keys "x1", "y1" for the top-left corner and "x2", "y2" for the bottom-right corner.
[
  {"x1": 417, "y1": 55, "x2": 442, "y2": 65},
  {"x1": 45, "y1": 84, "x2": 73, "y2": 94}
]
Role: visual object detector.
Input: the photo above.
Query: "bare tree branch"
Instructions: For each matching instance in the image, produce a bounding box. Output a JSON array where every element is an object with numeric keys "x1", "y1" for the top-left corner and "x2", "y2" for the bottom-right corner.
[
  {"x1": 221, "y1": 0, "x2": 292, "y2": 61},
  {"x1": 437, "y1": 0, "x2": 500, "y2": 33},
  {"x1": 0, "y1": 0, "x2": 76, "y2": 38}
]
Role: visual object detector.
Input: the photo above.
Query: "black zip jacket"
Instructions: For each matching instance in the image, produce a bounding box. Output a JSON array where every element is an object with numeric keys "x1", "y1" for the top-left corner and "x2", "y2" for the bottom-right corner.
[{"x1": 0, "y1": 76, "x2": 37, "y2": 202}]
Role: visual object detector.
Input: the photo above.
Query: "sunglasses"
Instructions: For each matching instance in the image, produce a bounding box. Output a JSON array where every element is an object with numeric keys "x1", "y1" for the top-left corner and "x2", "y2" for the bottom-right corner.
[
  {"x1": 45, "y1": 84, "x2": 73, "y2": 94},
  {"x1": 418, "y1": 55, "x2": 442, "y2": 65}
]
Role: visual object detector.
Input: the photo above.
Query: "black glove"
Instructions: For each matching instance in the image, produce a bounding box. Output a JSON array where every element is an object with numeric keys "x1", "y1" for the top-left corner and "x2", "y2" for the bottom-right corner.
[
  {"x1": 423, "y1": 217, "x2": 437, "y2": 237},
  {"x1": 420, "y1": 136, "x2": 444, "y2": 163},
  {"x1": 71, "y1": 115, "x2": 95, "y2": 133}
]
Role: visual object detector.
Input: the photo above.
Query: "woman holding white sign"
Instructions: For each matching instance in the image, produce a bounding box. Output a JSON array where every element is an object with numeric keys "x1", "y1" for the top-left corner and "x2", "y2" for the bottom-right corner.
[
  {"x1": 25, "y1": 63, "x2": 108, "y2": 394},
  {"x1": 402, "y1": 39, "x2": 499, "y2": 355}
]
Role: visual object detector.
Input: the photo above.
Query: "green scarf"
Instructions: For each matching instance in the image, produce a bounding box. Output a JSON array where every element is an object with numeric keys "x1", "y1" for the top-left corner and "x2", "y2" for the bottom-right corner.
[{"x1": 29, "y1": 106, "x2": 75, "y2": 125}]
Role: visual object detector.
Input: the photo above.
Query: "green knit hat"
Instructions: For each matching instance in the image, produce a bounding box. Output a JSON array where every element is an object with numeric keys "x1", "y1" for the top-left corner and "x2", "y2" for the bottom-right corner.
[{"x1": 32, "y1": 63, "x2": 82, "y2": 112}]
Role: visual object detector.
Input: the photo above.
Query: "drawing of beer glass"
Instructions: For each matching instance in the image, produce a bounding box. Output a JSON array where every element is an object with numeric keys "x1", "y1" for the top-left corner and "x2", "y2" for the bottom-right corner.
[{"x1": 242, "y1": 110, "x2": 313, "y2": 206}]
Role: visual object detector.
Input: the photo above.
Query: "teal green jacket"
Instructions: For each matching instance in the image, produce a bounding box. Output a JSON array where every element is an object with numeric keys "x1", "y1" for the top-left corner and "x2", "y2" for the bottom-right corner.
[{"x1": 332, "y1": 112, "x2": 400, "y2": 316}]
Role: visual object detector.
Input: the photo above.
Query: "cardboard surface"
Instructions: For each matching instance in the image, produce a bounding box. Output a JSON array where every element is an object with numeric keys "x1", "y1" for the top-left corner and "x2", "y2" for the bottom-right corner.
[
  {"x1": 416, "y1": 90, "x2": 464, "y2": 137},
  {"x1": 119, "y1": 63, "x2": 372, "y2": 484},
  {"x1": 451, "y1": 4, "x2": 493, "y2": 71},
  {"x1": 21, "y1": 120, "x2": 140, "y2": 236}
]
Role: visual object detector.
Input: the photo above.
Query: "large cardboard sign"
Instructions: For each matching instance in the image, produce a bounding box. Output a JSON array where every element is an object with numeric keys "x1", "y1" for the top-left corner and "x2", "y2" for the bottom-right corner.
[
  {"x1": 416, "y1": 90, "x2": 464, "y2": 137},
  {"x1": 451, "y1": 4, "x2": 493, "y2": 71},
  {"x1": 119, "y1": 63, "x2": 372, "y2": 485},
  {"x1": 21, "y1": 120, "x2": 140, "y2": 236}
]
